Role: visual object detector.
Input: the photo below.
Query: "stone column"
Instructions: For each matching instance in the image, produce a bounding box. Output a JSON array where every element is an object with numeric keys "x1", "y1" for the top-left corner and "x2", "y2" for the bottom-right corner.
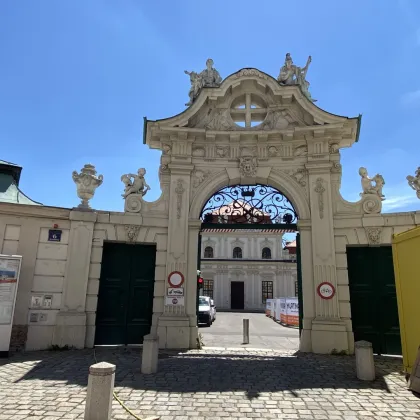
[
  {"x1": 305, "y1": 162, "x2": 348, "y2": 353},
  {"x1": 53, "y1": 210, "x2": 97, "y2": 348}
]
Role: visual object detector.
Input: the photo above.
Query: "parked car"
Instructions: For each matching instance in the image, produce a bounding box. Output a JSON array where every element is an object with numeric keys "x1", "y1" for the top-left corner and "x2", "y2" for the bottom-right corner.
[{"x1": 198, "y1": 296, "x2": 216, "y2": 327}]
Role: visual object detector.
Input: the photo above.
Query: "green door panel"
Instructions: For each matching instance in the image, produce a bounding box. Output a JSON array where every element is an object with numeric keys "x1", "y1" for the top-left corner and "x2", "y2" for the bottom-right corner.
[
  {"x1": 95, "y1": 243, "x2": 156, "y2": 346},
  {"x1": 347, "y1": 246, "x2": 401, "y2": 355}
]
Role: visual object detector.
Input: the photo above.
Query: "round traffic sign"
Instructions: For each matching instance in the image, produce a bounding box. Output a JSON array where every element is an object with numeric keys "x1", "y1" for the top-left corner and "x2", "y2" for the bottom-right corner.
[
  {"x1": 168, "y1": 271, "x2": 184, "y2": 288},
  {"x1": 172, "y1": 298, "x2": 178, "y2": 304},
  {"x1": 317, "y1": 282, "x2": 335, "y2": 300}
]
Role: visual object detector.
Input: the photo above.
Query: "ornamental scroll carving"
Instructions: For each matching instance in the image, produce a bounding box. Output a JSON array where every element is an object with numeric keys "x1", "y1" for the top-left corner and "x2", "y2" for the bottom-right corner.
[
  {"x1": 314, "y1": 178, "x2": 326, "y2": 219},
  {"x1": 175, "y1": 179, "x2": 185, "y2": 219}
]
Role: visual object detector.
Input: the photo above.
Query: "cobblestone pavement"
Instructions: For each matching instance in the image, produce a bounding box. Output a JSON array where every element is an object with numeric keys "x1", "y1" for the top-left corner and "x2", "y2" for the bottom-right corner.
[
  {"x1": 0, "y1": 347, "x2": 419, "y2": 419},
  {"x1": 200, "y1": 312, "x2": 299, "y2": 350}
]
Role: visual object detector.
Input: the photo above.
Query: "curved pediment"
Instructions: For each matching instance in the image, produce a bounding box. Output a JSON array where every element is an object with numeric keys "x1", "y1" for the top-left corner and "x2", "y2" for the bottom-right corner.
[{"x1": 144, "y1": 67, "x2": 361, "y2": 146}]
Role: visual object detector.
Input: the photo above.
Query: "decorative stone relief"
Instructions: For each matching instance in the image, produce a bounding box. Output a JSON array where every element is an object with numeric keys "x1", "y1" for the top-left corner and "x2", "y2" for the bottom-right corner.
[
  {"x1": 216, "y1": 146, "x2": 229, "y2": 158},
  {"x1": 268, "y1": 146, "x2": 278, "y2": 157},
  {"x1": 192, "y1": 169, "x2": 210, "y2": 188},
  {"x1": 239, "y1": 156, "x2": 258, "y2": 177},
  {"x1": 361, "y1": 195, "x2": 382, "y2": 214},
  {"x1": 234, "y1": 68, "x2": 268, "y2": 80},
  {"x1": 314, "y1": 178, "x2": 326, "y2": 219},
  {"x1": 72, "y1": 164, "x2": 103, "y2": 209},
  {"x1": 260, "y1": 110, "x2": 290, "y2": 131},
  {"x1": 277, "y1": 53, "x2": 316, "y2": 102},
  {"x1": 331, "y1": 162, "x2": 342, "y2": 173},
  {"x1": 365, "y1": 227, "x2": 382, "y2": 245},
  {"x1": 125, "y1": 225, "x2": 141, "y2": 242},
  {"x1": 162, "y1": 144, "x2": 171, "y2": 155},
  {"x1": 287, "y1": 168, "x2": 307, "y2": 187},
  {"x1": 206, "y1": 109, "x2": 232, "y2": 131},
  {"x1": 359, "y1": 167, "x2": 385, "y2": 200},
  {"x1": 185, "y1": 58, "x2": 222, "y2": 106},
  {"x1": 329, "y1": 143, "x2": 340, "y2": 154},
  {"x1": 407, "y1": 167, "x2": 420, "y2": 199},
  {"x1": 192, "y1": 147, "x2": 205, "y2": 157},
  {"x1": 294, "y1": 145, "x2": 308, "y2": 157},
  {"x1": 175, "y1": 179, "x2": 185, "y2": 219}
]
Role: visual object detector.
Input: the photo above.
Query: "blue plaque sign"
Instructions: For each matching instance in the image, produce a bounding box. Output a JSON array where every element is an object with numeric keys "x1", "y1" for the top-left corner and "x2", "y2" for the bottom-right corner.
[{"x1": 48, "y1": 229, "x2": 62, "y2": 242}]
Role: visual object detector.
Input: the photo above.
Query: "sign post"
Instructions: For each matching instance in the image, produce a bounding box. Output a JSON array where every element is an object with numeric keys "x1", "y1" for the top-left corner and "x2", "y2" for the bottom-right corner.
[{"x1": 0, "y1": 254, "x2": 22, "y2": 357}]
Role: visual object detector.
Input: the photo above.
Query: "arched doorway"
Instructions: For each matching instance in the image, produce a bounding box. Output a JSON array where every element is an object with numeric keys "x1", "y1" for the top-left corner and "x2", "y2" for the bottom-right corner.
[{"x1": 196, "y1": 183, "x2": 304, "y2": 349}]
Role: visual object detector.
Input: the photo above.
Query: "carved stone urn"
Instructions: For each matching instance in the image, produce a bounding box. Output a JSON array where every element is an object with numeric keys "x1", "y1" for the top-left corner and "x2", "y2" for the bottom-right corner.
[{"x1": 72, "y1": 164, "x2": 103, "y2": 209}]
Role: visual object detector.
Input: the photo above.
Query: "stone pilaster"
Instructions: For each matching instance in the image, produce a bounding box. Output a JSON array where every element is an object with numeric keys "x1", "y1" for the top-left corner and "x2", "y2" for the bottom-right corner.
[
  {"x1": 53, "y1": 210, "x2": 97, "y2": 348},
  {"x1": 305, "y1": 162, "x2": 348, "y2": 353},
  {"x1": 157, "y1": 163, "x2": 195, "y2": 349}
]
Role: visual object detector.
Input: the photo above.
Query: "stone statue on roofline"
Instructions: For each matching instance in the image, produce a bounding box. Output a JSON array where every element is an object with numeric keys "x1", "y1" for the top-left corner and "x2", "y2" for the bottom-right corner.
[
  {"x1": 277, "y1": 53, "x2": 316, "y2": 102},
  {"x1": 407, "y1": 167, "x2": 420, "y2": 199},
  {"x1": 121, "y1": 168, "x2": 150, "y2": 199},
  {"x1": 359, "y1": 167, "x2": 385, "y2": 200},
  {"x1": 184, "y1": 58, "x2": 222, "y2": 106}
]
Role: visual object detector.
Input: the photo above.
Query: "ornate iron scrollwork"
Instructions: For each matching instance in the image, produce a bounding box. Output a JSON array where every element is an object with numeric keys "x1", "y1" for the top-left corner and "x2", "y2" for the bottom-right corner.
[{"x1": 200, "y1": 184, "x2": 298, "y2": 224}]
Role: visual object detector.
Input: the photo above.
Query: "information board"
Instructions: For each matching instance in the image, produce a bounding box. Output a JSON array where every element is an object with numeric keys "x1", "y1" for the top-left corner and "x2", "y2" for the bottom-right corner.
[{"x1": 0, "y1": 254, "x2": 22, "y2": 356}]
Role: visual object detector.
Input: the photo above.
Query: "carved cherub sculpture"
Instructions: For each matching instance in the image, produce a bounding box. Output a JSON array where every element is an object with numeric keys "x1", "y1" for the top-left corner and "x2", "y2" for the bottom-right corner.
[
  {"x1": 407, "y1": 167, "x2": 420, "y2": 199},
  {"x1": 359, "y1": 167, "x2": 385, "y2": 200},
  {"x1": 121, "y1": 168, "x2": 151, "y2": 199}
]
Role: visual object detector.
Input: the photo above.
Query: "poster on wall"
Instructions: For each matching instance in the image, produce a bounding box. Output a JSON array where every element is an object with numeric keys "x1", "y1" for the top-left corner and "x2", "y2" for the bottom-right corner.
[{"x1": 0, "y1": 255, "x2": 22, "y2": 325}]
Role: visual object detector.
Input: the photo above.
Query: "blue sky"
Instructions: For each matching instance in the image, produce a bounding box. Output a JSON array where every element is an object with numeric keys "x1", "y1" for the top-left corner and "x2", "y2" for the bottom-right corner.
[{"x1": 1, "y1": 0, "x2": 419, "y2": 213}]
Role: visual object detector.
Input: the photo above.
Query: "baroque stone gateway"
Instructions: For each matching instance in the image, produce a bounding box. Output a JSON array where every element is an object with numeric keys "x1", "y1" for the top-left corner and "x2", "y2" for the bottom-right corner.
[{"x1": 1, "y1": 55, "x2": 420, "y2": 356}]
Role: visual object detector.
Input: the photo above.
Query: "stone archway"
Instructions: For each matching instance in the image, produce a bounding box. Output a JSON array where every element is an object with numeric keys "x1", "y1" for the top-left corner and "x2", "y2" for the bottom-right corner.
[
  {"x1": 144, "y1": 65, "x2": 360, "y2": 353},
  {"x1": 189, "y1": 170, "x2": 314, "y2": 351}
]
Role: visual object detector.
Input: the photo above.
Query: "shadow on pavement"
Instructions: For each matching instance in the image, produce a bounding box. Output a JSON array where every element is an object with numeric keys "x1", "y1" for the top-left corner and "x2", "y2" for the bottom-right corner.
[{"x1": 3, "y1": 347, "x2": 405, "y2": 400}]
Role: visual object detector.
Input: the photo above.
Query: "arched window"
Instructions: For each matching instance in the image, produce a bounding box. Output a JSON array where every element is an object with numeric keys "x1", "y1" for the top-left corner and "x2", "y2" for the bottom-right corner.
[
  {"x1": 262, "y1": 247, "x2": 271, "y2": 259},
  {"x1": 204, "y1": 246, "x2": 214, "y2": 258},
  {"x1": 233, "y1": 247, "x2": 242, "y2": 259}
]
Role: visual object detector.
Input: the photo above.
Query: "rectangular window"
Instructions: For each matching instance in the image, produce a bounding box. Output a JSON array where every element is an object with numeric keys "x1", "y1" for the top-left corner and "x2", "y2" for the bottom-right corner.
[
  {"x1": 203, "y1": 279, "x2": 214, "y2": 299},
  {"x1": 261, "y1": 280, "x2": 273, "y2": 304}
]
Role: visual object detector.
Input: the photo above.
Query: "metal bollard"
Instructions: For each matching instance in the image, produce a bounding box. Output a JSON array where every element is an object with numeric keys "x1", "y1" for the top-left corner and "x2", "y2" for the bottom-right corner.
[
  {"x1": 243, "y1": 318, "x2": 249, "y2": 344},
  {"x1": 84, "y1": 362, "x2": 116, "y2": 420}
]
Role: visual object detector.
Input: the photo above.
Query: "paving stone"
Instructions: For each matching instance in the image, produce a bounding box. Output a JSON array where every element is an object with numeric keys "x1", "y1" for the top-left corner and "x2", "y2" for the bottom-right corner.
[{"x1": 0, "y1": 348, "x2": 419, "y2": 419}]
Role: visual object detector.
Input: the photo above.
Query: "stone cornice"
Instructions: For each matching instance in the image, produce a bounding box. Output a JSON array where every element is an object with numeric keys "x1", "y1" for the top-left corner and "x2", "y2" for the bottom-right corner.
[
  {"x1": 168, "y1": 163, "x2": 195, "y2": 175},
  {"x1": 0, "y1": 202, "x2": 71, "y2": 220},
  {"x1": 305, "y1": 162, "x2": 333, "y2": 174}
]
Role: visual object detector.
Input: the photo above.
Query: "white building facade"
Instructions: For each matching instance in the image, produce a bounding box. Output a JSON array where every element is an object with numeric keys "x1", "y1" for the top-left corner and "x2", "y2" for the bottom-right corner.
[{"x1": 200, "y1": 230, "x2": 297, "y2": 311}]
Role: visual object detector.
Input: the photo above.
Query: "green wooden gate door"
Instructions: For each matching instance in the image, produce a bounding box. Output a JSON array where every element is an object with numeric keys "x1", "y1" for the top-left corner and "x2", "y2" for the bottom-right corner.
[
  {"x1": 347, "y1": 246, "x2": 401, "y2": 355},
  {"x1": 95, "y1": 242, "x2": 156, "y2": 345}
]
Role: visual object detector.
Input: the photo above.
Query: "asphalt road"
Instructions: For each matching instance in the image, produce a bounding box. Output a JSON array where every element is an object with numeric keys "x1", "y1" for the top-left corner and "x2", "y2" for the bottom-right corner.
[{"x1": 199, "y1": 311, "x2": 300, "y2": 350}]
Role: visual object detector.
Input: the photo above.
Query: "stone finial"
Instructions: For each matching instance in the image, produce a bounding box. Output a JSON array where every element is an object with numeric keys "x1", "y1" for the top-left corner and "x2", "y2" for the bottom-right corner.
[
  {"x1": 407, "y1": 167, "x2": 420, "y2": 199},
  {"x1": 277, "y1": 53, "x2": 316, "y2": 102},
  {"x1": 184, "y1": 58, "x2": 222, "y2": 106},
  {"x1": 359, "y1": 167, "x2": 385, "y2": 200},
  {"x1": 72, "y1": 164, "x2": 103, "y2": 209}
]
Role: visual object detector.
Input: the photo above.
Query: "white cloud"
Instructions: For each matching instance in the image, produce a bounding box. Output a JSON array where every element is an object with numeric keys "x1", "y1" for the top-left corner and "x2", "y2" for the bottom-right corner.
[
  {"x1": 401, "y1": 89, "x2": 420, "y2": 106},
  {"x1": 382, "y1": 194, "x2": 418, "y2": 212}
]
